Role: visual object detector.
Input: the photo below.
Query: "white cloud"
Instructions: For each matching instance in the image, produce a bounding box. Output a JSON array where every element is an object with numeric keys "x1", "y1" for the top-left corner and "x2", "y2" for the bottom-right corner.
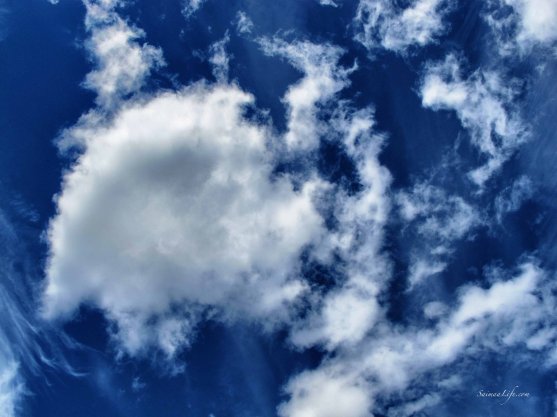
[
  {"x1": 236, "y1": 11, "x2": 254, "y2": 34},
  {"x1": 290, "y1": 107, "x2": 392, "y2": 350},
  {"x1": 420, "y1": 54, "x2": 528, "y2": 186},
  {"x1": 387, "y1": 393, "x2": 441, "y2": 417},
  {"x1": 317, "y1": 0, "x2": 339, "y2": 7},
  {"x1": 0, "y1": 363, "x2": 23, "y2": 417},
  {"x1": 280, "y1": 261, "x2": 557, "y2": 416},
  {"x1": 397, "y1": 182, "x2": 480, "y2": 242},
  {"x1": 354, "y1": 0, "x2": 452, "y2": 54},
  {"x1": 279, "y1": 366, "x2": 372, "y2": 417},
  {"x1": 182, "y1": 0, "x2": 206, "y2": 19},
  {"x1": 494, "y1": 175, "x2": 534, "y2": 221},
  {"x1": 208, "y1": 33, "x2": 230, "y2": 83},
  {"x1": 488, "y1": 0, "x2": 557, "y2": 52},
  {"x1": 82, "y1": 0, "x2": 164, "y2": 108},
  {"x1": 43, "y1": 84, "x2": 327, "y2": 357},
  {"x1": 396, "y1": 182, "x2": 481, "y2": 286},
  {"x1": 259, "y1": 38, "x2": 350, "y2": 151},
  {"x1": 408, "y1": 259, "x2": 446, "y2": 287}
]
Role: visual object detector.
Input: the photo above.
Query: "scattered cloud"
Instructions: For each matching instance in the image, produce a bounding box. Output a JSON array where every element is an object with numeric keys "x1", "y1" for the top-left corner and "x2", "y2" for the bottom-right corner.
[
  {"x1": 317, "y1": 0, "x2": 339, "y2": 7},
  {"x1": 397, "y1": 182, "x2": 480, "y2": 242},
  {"x1": 396, "y1": 182, "x2": 481, "y2": 286},
  {"x1": 420, "y1": 54, "x2": 528, "y2": 186},
  {"x1": 32, "y1": 2, "x2": 556, "y2": 416},
  {"x1": 182, "y1": 0, "x2": 206, "y2": 19},
  {"x1": 82, "y1": 0, "x2": 165, "y2": 108},
  {"x1": 280, "y1": 261, "x2": 557, "y2": 417},
  {"x1": 290, "y1": 107, "x2": 392, "y2": 350},
  {"x1": 494, "y1": 175, "x2": 534, "y2": 221},
  {"x1": 259, "y1": 38, "x2": 351, "y2": 151},
  {"x1": 235, "y1": 11, "x2": 254, "y2": 34},
  {"x1": 208, "y1": 32, "x2": 230, "y2": 83},
  {"x1": 354, "y1": 0, "x2": 452, "y2": 54}
]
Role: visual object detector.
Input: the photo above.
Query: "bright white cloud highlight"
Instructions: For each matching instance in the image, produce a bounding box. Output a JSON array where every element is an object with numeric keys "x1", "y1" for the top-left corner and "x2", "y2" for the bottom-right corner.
[
  {"x1": 43, "y1": 84, "x2": 327, "y2": 357},
  {"x1": 354, "y1": 0, "x2": 452, "y2": 54},
  {"x1": 420, "y1": 54, "x2": 528, "y2": 186}
]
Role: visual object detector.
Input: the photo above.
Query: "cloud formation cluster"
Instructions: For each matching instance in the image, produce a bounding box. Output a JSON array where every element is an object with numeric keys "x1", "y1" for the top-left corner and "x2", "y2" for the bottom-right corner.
[
  {"x1": 38, "y1": 1, "x2": 557, "y2": 416},
  {"x1": 281, "y1": 262, "x2": 557, "y2": 417}
]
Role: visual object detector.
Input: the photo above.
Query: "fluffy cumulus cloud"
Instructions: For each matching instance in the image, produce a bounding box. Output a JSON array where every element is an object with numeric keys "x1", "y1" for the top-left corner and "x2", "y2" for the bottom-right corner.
[
  {"x1": 488, "y1": 0, "x2": 557, "y2": 52},
  {"x1": 43, "y1": 83, "x2": 328, "y2": 357},
  {"x1": 82, "y1": 0, "x2": 164, "y2": 108},
  {"x1": 279, "y1": 366, "x2": 372, "y2": 417},
  {"x1": 354, "y1": 0, "x2": 452, "y2": 54},
  {"x1": 420, "y1": 54, "x2": 528, "y2": 186}
]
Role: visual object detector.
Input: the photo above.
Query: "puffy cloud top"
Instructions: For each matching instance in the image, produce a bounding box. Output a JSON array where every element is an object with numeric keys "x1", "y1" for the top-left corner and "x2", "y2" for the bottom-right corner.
[{"x1": 43, "y1": 84, "x2": 326, "y2": 356}]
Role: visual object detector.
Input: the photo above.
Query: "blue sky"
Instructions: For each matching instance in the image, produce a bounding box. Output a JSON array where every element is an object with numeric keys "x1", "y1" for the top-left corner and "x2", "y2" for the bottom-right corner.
[{"x1": 1, "y1": 0, "x2": 557, "y2": 416}]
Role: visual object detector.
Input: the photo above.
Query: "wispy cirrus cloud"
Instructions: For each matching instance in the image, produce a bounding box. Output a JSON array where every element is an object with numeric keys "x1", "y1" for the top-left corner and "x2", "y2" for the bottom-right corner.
[
  {"x1": 259, "y1": 37, "x2": 351, "y2": 151},
  {"x1": 420, "y1": 53, "x2": 528, "y2": 186},
  {"x1": 354, "y1": 0, "x2": 453, "y2": 54}
]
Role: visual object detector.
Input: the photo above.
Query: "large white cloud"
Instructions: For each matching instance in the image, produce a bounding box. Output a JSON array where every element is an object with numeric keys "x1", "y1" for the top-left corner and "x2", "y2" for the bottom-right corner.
[
  {"x1": 43, "y1": 83, "x2": 328, "y2": 357},
  {"x1": 420, "y1": 54, "x2": 528, "y2": 186},
  {"x1": 354, "y1": 0, "x2": 452, "y2": 54}
]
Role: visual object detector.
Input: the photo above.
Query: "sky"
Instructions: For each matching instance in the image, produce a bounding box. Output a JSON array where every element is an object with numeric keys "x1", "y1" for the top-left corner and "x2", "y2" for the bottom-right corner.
[{"x1": 1, "y1": 0, "x2": 557, "y2": 416}]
